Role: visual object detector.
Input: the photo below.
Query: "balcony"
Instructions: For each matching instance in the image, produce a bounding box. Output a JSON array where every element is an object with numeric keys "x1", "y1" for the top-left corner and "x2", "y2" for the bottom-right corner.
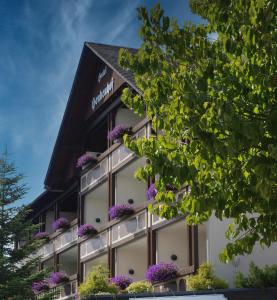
[
  {"x1": 38, "y1": 220, "x2": 78, "y2": 261},
  {"x1": 80, "y1": 120, "x2": 149, "y2": 193},
  {"x1": 111, "y1": 209, "x2": 147, "y2": 245}
]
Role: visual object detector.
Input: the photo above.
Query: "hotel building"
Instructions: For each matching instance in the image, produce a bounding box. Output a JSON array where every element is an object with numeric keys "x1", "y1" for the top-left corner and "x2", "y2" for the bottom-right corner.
[{"x1": 28, "y1": 42, "x2": 277, "y2": 299}]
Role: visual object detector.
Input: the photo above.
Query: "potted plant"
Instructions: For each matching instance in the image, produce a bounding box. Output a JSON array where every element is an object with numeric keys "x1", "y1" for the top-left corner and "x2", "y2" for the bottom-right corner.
[
  {"x1": 77, "y1": 224, "x2": 98, "y2": 237},
  {"x1": 110, "y1": 275, "x2": 133, "y2": 290},
  {"x1": 108, "y1": 204, "x2": 134, "y2": 220},
  {"x1": 52, "y1": 217, "x2": 70, "y2": 231},
  {"x1": 146, "y1": 262, "x2": 178, "y2": 284},
  {"x1": 34, "y1": 231, "x2": 49, "y2": 241},
  {"x1": 107, "y1": 124, "x2": 132, "y2": 143},
  {"x1": 49, "y1": 271, "x2": 69, "y2": 286},
  {"x1": 76, "y1": 152, "x2": 97, "y2": 170},
  {"x1": 32, "y1": 280, "x2": 50, "y2": 294}
]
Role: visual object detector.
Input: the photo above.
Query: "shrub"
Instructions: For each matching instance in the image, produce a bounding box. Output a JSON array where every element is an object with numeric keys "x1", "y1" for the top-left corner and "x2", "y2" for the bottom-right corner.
[
  {"x1": 146, "y1": 262, "x2": 178, "y2": 283},
  {"x1": 126, "y1": 281, "x2": 153, "y2": 294},
  {"x1": 108, "y1": 204, "x2": 134, "y2": 220},
  {"x1": 79, "y1": 265, "x2": 118, "y2": 296},
  {"x1": 186, "y1": 263, "x2": 228, "y2": 291},
  {"x1": 235, "y1": 262, "x2": 277, "y2": 288}
]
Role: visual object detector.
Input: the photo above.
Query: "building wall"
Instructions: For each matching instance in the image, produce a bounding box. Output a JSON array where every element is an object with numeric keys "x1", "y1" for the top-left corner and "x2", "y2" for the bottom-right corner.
[
  {"x1": 84, "y1": 181, "x2": 109, "y2": 228},
  {"x1": 156, "y1": 221, "x2": 189, "y2": 270},
  {"x1": 206, "y1": 215, "x2": 277, "y2": 287},
  {"x1": 115, "y1": 159, "x2": 147, "y2": 206},
  {"x1": 115, "y1": 237, "x2": 148, "y2": 281}
]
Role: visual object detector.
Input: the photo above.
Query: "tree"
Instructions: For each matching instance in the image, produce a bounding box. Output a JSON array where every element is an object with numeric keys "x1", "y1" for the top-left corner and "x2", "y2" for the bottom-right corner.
[
  {"x1": 119, "y1": 0, "x2": 277, "y2": 261},
  {"x1": 0, "y1": 151, "x2": 50, "y2": 299}
]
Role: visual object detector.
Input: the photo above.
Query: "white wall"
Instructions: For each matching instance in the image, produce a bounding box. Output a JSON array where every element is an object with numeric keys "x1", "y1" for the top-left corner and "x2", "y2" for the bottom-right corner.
[
  {"x1": 115, "y1": 107, "x2": 143, "y2": 128},
  {"x1": 45, "y1": 210, "x2": 55, "y2": 234},
  {"x1": 156, "y1": 221, "x2": 189, "y2": 270},
  {"x1": 115, "y1": 158, "x2": 147, "y2": 206},
  {"x1": 206, "y1": 215, "x2": 277, "y2": 287},
  {"x1": 116, "y1": 237, "x2": 147, "y2": 281},
  {"x1": 84, "y1": 182, "x2": 109, "y2": 228},
  {"x1": 83, "y1": 254, "x2": 108, "y2": 279}
]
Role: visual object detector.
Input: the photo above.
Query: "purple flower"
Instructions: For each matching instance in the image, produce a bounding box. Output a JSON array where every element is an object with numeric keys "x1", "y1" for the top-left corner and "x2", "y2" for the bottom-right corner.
[
  {"x1": 52, "y1": 217, "x2": 70, "y2": 231},
  {"x1": 146, "y1": 183, "x2": 157, "y2": 201},
  {"x1": 107, "y1": 125, "x2": 131, "y2": 142},
  {"x1": 146, "y1": 262, "x2": 178, "y2": 283},
  {"x1": 110, "y1": 275, "x2": 133, "y2": 290},
  {"x1": 108, "y1": 204, "x2": 134, "y2": 220},
  {"x1": 76, "y1": 153, "x2": 95, "y2": 168},
  {"x1": 34, "y1": 231, "x2": 49, "y2": 240},
  {"x1": 49, "y1": 271, "x2": 69, "y2": 285},
  {"x1": 77, "y1": 224, "x2": 97, "y2": 237},
  {"x1": 32, "y1": 280, "x2": 50, "y2": 294}
]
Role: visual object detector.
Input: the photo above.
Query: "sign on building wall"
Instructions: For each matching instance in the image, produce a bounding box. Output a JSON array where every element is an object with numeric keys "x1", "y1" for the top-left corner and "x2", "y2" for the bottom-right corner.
[{"x1": 91, "y1": 78, "x2": 114, "y2": 110}]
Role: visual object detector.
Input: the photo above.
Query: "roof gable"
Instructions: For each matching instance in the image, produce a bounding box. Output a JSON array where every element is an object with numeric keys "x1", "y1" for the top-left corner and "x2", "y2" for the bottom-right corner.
[{"x1": 44, "y1": 42, "x2": 138, "y2": 189}]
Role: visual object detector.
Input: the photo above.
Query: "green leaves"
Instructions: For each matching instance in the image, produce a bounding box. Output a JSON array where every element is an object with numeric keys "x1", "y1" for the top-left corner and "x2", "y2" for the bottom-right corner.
[{"x1": 119, "y1": 0, "x2": 277, "y2": 261}]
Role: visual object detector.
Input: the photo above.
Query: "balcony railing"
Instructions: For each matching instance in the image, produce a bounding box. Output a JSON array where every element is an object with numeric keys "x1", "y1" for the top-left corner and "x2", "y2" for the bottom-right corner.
[
  {"x1": 80, "y1": 230, "x2": 109, "y2": 260},
  {"x1": 38, "y1": 221, "x2": 78, "y2": 260},
  {"x1": 80, "y1": 120, "x2": 149, "y2": 193},
  {"x1": 55, "y1": 225, "x2": 78, "y2": 252},
  {"x1": 111, "y1": 210, "x2": 147, "y2": 245},
  {"x1": 55, "y1": 279, "x2": 77, "y2": 300}
]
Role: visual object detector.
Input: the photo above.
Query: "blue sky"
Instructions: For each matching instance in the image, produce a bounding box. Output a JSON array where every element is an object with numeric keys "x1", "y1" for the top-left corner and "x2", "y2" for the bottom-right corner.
[{"x1": 0, "y1": 0, "x2": 202, "y2": 205}]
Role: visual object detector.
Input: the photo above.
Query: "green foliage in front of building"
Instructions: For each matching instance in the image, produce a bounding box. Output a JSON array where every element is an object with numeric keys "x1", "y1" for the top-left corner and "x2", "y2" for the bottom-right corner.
[
  {"x1": 79, "y1": 265, "x2": 118, "y2": 298},
  {"x1": 235, "y1": 262, "x2": 277, "y2": 288},
  {"x1": 119, "y1": 0, "x2": 277, "y2": 262},
  {"x1": 186, "y1": 263, "x2": 228, "y2": 291}
]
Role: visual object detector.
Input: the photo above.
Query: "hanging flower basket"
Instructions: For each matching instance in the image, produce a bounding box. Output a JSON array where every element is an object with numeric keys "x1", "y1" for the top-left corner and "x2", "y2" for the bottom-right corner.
[
  {"x1": 107, "y1": 125, "x2": 132, "y2": 143},
  {"x1": 108, "y1": 204, "x2": 134, "y2": 220},
  {"x1": 146, "y1": 262, "x2": 178, "y2": 283},
  {"x1": 77, "y1": 224, "x2": 98, "y2": 237},
  {"x1": 49, "y1": 271, "x2": 69, "y2": 286},
  {"x1": 32, "y1": 280, "x2": 50, "y2": 294},
  {"x1": 110, "y1": 275, "x2": 133, "y2": 290},
  {"x1": 52, "y1": 217, "x2": 70, "y2": 231},
  {"x1": 34, "y1": 231, "x2": 49, "y2": 240},
  {"x1": 76, "y1": 153, "x2": 97, "y2": 169}
]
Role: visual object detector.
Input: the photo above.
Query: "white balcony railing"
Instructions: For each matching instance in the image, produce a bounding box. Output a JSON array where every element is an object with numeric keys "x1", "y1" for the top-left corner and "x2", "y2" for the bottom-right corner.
[
  {"x1": 80, "y1": 123, "x2": 148, "y2": 193},
  {"x1": 55, "y1": 225, "x2": 78, "y2": 252},
  {"x1": 111, "y1": 210, "x2": 147, "y2": 244},
  {"x1": 111, "y1": 145, "x2": 134, "y2": 170},
  {"x1": 80, "y1": 230, "x2": 109, "y2": 260},
  {"x1": 38, "y1": 240, "x2": 55, "y2": 259},
  {"x1": 81, "y1": 157, "x2": 109, "y2": 192}
]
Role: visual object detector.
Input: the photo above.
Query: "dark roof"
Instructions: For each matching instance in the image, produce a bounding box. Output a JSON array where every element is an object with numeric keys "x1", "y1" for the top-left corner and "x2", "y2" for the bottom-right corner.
[
  {"x1": 28, "y1": 190, "x2": 61, "y2": 218},
  {"x1": 85, "y1": 42, "x2": 139, "y2": 93},
  {"x1": 44, "y1": 42, "x2": 139, "y2": 189}
]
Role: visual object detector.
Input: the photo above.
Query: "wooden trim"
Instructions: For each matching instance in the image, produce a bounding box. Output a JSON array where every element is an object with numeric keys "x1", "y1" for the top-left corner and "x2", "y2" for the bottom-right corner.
[{"x1": 188, "y1": 225, "x2": 199, "y2": 269}]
